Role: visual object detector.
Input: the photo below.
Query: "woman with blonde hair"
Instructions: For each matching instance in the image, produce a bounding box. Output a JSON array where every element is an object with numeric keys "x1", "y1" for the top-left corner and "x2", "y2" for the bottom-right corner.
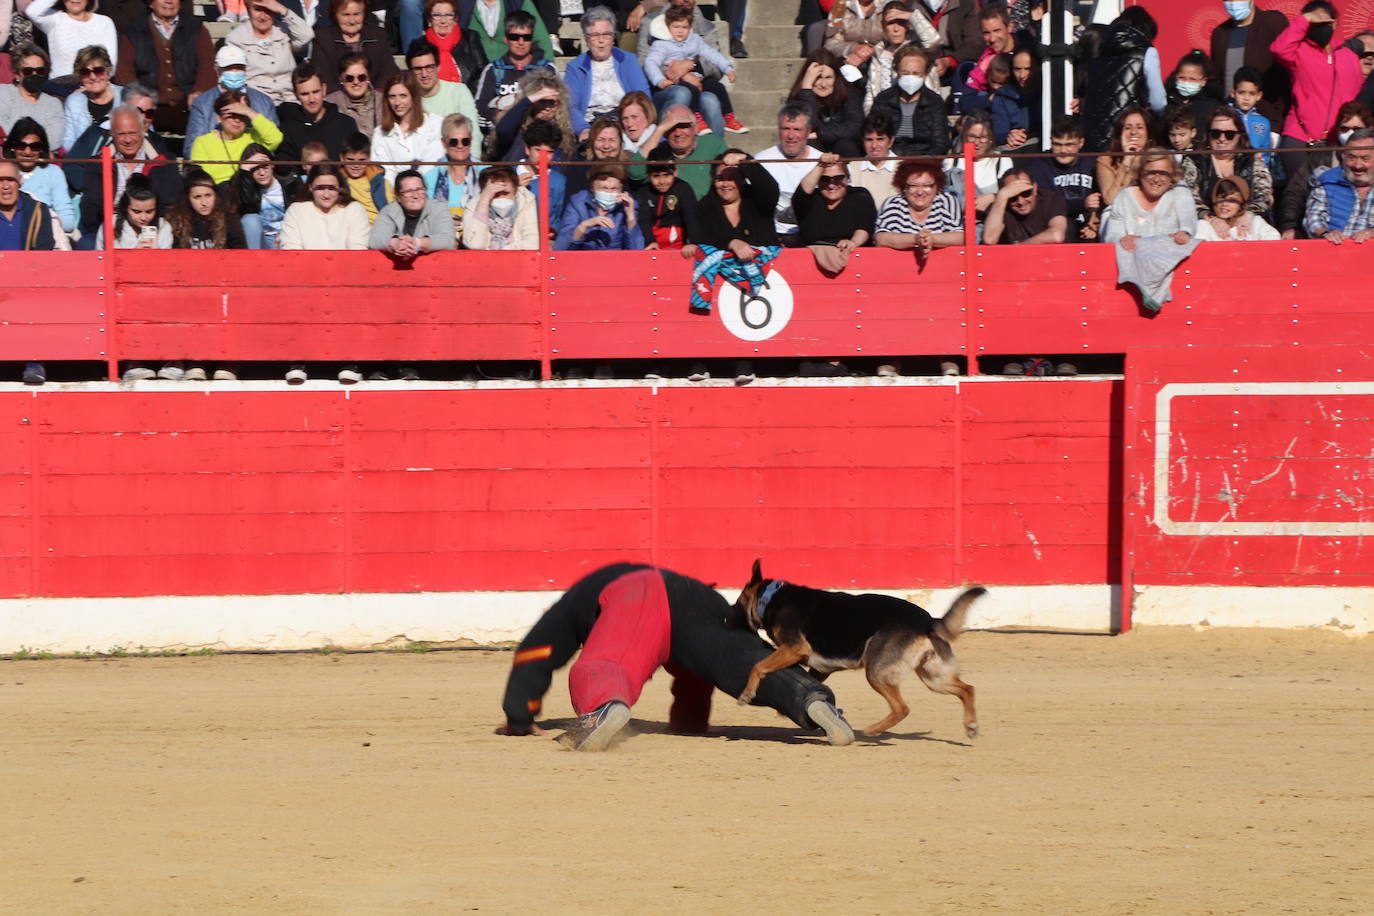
[
  {"x1": 371, "y1": 71, "x2": 443, "y2": 184},
  {"x1": 617, "y1": 91, "x2": 666, "y2": 156},
  {"x1": 1102, "y1": 147, "x2": 1198, "y2": 312},
  {"x1": 491, "y1": 71, "x2": 575, "y2": 161},
  {"x1": 61, "y1": 44, "x2": 120, "y2": 150},
  {"x1": 423, "y1": 111, "x2": 483, "y2": 238}
]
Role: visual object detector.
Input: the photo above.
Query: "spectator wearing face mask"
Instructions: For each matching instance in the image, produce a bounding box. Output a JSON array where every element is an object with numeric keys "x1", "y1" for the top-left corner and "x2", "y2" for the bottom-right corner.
[
  {"x1": 556, "y1": 166, "x2": 643, "y2": 251},
  {"x1": 182, "y1": 43, "x2": 280, "y2": 159},
  {"x1": 1208, "y1": 0, "x2": 1290, "y2": 124},
  {"x1": 464, "y1": 164, "x2": 538, "y2": 250},
  {"x1": 1165, "y1": 50, "x2": 1225, "y2": 137},
  {"x1": 1270, "y1": 1, "x2": 1364, "y2": 178},
  {"x1": 1276, "y1": 100, "x2": 1370, "y2": 237},
  {"x1": 0, "y1": 45, "x2": 66, "y2": 153}
]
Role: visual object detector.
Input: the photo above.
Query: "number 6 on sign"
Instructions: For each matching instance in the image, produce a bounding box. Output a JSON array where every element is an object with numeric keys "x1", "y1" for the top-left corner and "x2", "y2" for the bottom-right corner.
[{"x1": 717, "y1": 271, "x2": 794, "y2": 341}]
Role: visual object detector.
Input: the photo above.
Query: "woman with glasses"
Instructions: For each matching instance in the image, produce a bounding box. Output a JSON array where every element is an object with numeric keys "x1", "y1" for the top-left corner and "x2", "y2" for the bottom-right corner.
[
  {"x1": 945, "y1": 111, "x2": 1009, "y2": 218},
  {"x1": 564, "y1": 6, "x2": 650, "y2": 140},
  {"x1": 874, "y1": 158, "x2": 964, "y2": 253},
  {"x1": 1182, "y1": 106, "x2": 1273, "y2": 217},
  {"x1": 372, "y1": 72, "x2": 444, "y2": 184},
  {"x1": 325, "y1": 55, "x2": 383, "y2": 134},
  {"x1": 24, "y1": 0, "x2": 117, "y2": 78},
  {"x1": 226, "y1": 143, "x2": 290, "y2": 249},
  {"x1": 311, "y1": 0, "x2": 398, "y2": 93},
  {"x1": 1101, "y1": 148, "x2": 1197, "y2": 248},
  {"x1": 280, "y1": 162, "x2": 370, "y2": 249},
  {"x1": 189, "y1": 89, "x2": 284, "y2": 184},
  {"x1": 423, "y1": 112, "x2": 482, "y2": 239},
  {"x1": 793, "y1": 150, "x2": 874, "y2": 274},
  {"x1": 2, "y1": 118, "x2": 74, "y2": 234},
  {"x1": 62, "y1": 44, "x2": 120, "y2": 151},
  {"x1": 422, "y1": 0, "x2": 487, "y2": 86}
]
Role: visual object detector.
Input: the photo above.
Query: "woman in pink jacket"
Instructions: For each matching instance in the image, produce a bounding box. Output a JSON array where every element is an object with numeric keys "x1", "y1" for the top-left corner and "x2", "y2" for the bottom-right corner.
[{"x1": 1271, "y1": 2, "x2": 1364, "y2": 177}]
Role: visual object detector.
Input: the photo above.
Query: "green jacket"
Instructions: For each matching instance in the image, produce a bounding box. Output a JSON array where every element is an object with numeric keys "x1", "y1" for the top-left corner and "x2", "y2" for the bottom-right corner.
[
  {"x1": 628, "y1": 132, "x2": 729, "y2": 200},
  {"x1": 464, "y1": 0, "x2": 556, "y2": 71}
]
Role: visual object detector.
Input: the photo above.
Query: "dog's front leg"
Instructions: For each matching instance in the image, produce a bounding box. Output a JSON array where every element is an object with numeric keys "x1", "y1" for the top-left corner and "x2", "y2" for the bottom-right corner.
[{"x1": 737, "y1": 646, "x2": 810, "y2": 705}]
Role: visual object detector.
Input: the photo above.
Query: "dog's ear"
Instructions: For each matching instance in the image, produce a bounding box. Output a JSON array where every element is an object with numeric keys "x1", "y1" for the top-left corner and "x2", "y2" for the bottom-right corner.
[{"x1": 749, "y1": 558, "x2": 763, "y2": 585}]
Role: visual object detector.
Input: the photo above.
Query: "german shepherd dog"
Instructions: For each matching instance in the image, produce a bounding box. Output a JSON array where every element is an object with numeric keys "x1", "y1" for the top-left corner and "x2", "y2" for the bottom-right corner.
[{"x1": 729, "y1": 561, "x2": 986, "y2": 738}]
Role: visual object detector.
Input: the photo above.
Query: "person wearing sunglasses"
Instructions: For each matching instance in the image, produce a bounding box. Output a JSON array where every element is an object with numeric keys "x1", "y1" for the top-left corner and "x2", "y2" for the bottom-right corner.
[
  {"x1": 280, "y1": 162, "x2": 370, "y2": 249},
  {"x1": 0, "y1": 45, "x2": 66, "y2": 155},
  {"x1": 471, "y1": 9, "x2": 555, "y2": 141},
  {"x1": 1182, "y1": 106, "x2": 1273, "y2": 217},
  {"x1": 325, "y1": 55, "x2": 384, "y2": 135},
  {"x1": 1, "y1": 118, "x2": 75, "y2": 235},
  {"x1": 113, "y1": 0, "x2": 218, "y2": 138},
  {"x1": 406, "y1": 38, "x2": 484, "y2": 154},
  {"x1": 462, "y1": 0, "x2": 554, "y2": 67},
  {"x1": 423, "y1": 112, "x2": 483, "y2": 237},
  {"x1": 310, "y1": 0, "x2": 398, "y2": 94},
  {"x1": 983, "y1": 167, "x2": 1068, "y2": 246},
  {"x1": 24, "y1": 0, "x2": 118, "y2": 79},
  {"x1": 62, "y1": 44, "x2": 121, "y2": 152},
  {"x1": 793, "y1": 150, "x2": 874, "y2": 274}
]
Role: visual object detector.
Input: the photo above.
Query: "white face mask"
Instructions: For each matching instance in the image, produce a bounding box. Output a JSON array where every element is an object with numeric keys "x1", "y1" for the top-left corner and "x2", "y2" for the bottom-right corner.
[
  {"x1": 897, "y1": 74, "x2": 923, "y2": 96},
  {"x1": 1175, "y1": 80, "x2": 1202, "y2": 97},
  {"x1": 1338, "y1": 129, "x2": 1355, "y2": 145},
  {"x1": 594, "y1": 190, "x2": 620, "y2": 209},
  {"x1": 489, "y1": 197, "x2": 515, "y2": 217},
  {"x1": 1223, "y1": 1, "x2": 1250, "y2": 22}
]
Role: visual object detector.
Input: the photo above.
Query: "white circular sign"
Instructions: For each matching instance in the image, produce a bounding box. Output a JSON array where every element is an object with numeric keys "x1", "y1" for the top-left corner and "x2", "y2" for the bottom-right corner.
[{"x1": 716, "y1": 270, "x2": 793, "y2": 341}]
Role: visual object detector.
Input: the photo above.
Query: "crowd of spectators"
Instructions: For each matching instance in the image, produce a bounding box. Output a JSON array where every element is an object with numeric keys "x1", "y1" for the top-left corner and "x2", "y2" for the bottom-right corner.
[{"x1": 0, "y1": 0, "x2": 1371, "y2": 379}]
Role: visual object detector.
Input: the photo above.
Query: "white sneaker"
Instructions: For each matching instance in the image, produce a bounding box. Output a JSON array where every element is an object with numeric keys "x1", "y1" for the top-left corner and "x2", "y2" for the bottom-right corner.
[
  {"x1": 940, "y1": 361, "x2": 960, "y2": 377},
  {"x1": 733, "y1": 360, "x2": 755, "y2": 385},
  {"x1": 805, "y1": 699, "x2": 855, "y2": 746},
  {"x1": 398, "y1": 366, "x2": 420, "y2": 381},
  {"x1": 123, "y1": 367, "x2": 156, "y2": 381},
  {"x1": 212, "y1": 369, "x2": 237, "y2": 381},
  {"x1": 182, "y1": 366, "x2": 207, "y2": 381},
  {"x1": 338, "y1": 365, "x2": 362, "y2": 384},
  {"x1": 877, "y1": 364, "x2": 899, "y2": 378},
  {"x1": 285, "y1": 365, "x2": 307, "y2": 384},
  {"x1": 686, "y1": 363, "x2": 710, "y2": 382},
  {"x1": 571, "y1": 701, "x2": 631, "y2": 752},
  {"x1": 157, "y1": 363, "x2": 184, "y2": 381}
]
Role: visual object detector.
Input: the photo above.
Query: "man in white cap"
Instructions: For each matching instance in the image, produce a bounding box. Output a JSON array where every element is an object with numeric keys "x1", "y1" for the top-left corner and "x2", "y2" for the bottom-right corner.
[{"x1": 182, "y1": 42, "x2": 280, "y2": 158}]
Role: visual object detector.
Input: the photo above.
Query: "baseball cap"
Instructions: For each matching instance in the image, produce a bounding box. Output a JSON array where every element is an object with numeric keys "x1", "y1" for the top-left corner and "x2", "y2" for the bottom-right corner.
[{"x1": 215, "y1": 45, "x2": 248, "y2": 69}]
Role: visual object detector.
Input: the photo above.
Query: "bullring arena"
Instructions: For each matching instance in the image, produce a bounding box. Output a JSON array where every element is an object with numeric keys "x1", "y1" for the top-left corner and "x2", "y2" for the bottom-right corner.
[{"x1": 4, "y1": 625, "x2": 1370, "y2": 914}]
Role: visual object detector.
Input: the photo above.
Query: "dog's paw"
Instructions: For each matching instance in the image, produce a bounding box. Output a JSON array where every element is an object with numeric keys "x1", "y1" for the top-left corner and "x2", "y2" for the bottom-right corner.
[
  {"x1": 965, "y1": 722, "x2": 979, "y2": 739},
  {"x1": 737, "y1": 690, "x2": 756, "y2": 706}
]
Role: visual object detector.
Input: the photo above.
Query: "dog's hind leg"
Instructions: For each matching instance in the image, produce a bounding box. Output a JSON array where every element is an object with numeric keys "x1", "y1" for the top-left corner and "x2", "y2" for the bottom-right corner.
[
  {"x1": 861, "y1": 674, "x2": 910, "y2": 736},
  {"x1": 916, "y1": 639, "x2": 978, "y2": 738},
  {"x1": 861, "y1": 634, "x2": 915, "y2": 735}
]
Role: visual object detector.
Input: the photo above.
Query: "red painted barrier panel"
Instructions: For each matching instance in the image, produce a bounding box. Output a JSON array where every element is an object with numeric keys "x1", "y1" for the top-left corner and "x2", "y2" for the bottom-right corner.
[
  {"x1": 0, "y1": 243, "x2": 1369, "y2": 368},
  {"x1": 0, "y1": 381, "x2": 1119, "y2": 599},
  {"x1": 1127, "y1": 347, "x2": 1374, "y2": 592}
]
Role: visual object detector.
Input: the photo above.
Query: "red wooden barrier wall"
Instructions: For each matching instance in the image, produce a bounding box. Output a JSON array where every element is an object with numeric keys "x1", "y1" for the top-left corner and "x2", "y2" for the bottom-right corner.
[
  {"x1": 1, "y1": 242, "x2": 1368, "y2": 367},
  {"x1": 0, "y1": 381, "x2": 1118, "y2": 599}
]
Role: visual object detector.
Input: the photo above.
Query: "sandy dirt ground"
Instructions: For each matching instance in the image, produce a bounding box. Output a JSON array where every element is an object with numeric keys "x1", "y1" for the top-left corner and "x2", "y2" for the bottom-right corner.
[{"x1": 2, "y1": 626, "x2": 1370, "y2": 915}]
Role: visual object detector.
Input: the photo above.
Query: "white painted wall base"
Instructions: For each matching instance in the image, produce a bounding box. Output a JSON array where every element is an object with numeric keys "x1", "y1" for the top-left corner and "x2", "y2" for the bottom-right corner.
[{"x1": 1, "y1": 584, "x2": 1367, "y2": 654}]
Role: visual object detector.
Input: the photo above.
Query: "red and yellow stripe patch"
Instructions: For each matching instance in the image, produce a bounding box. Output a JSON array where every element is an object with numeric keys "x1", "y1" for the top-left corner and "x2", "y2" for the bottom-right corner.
[
  {"x1": 514, "y1": 644, "x2": 553, "y2": 666},
  {"x1": 527, "y1": 699, "x2": 542, "y2": 714}
]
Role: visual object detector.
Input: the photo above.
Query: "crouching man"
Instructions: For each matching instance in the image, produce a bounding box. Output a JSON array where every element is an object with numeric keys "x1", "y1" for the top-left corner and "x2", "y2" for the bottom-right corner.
[{"x1": 498, "y1": 563, "x2": 854, "y2": 750}]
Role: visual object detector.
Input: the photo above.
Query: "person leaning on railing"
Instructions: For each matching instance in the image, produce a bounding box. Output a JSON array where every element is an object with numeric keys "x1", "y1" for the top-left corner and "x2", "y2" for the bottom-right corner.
[
  {"x1": 1303, "y1": 128, "x2": 1374, "y2": 244},
  {"x1": 1101, "y1": 148, "x2": 1197, "y2": 250},
  {"x1": 1277, "y1": 101, "x2": 1370, "y2": 238},
  {"x1": 686, "y1": 149, "x2": 780, "y2": 313},
  {"x1": 368, "y1": 167, "x2": 457, "y2": 256},
  {"x1": 793, "y1": 150, "x2": 874, "y2": 274},
  {"x1": 873, "y1": 157, "x2": 964, "y2": 254},
  {"x1": 556, "y1": 164, "x2": 642, "y2": 251},
  {"x1": 463, "y1": 164, "x2": 538, "y2": 250}
]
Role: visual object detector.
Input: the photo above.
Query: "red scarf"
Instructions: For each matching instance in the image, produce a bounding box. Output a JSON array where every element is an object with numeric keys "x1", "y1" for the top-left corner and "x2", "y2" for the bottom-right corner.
[{"x1": 426, "y1": 27, "x2": 462, "y2": 82}]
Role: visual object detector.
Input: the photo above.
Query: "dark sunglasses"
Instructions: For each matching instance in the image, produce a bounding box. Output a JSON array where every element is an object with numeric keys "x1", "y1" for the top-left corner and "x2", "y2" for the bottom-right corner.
[
  {"x1": 78, "y1": 65, "x2": 108, "y2": 78},
  {"x1": 1209, "y1": 128, "x2": 1239, "y2": 140},
  {"x1": 505, "y1": 31, "x2": 533, "y2": 41},
  {"x1": 1010, "y1": 188, "x2": 1033, "y2": 201},
  {"x1": 1360, "y1": 50, "x2": 1374, "y2": 60},
  {"x1": 9, "y1": 141, "x2": 45, "y2": 152},
  {"x1": 340, "y1": 73, "x2": 369, "y2": 83},
  {"x1": 19, "y1": 66, "x2": 49, "y2": 77},
  {"x1": 446, "y1": 136, "x2": 472, "y2": 147},
  {"x1": 137, "y1": 106, "x2": 155, "y2": 117},
  {"x1": 817, "y1": 174, "x2": 847, "y2": 188}
]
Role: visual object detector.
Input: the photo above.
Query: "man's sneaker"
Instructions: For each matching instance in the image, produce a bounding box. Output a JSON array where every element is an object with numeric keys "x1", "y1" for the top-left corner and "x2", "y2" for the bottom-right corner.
[
  {"x1": 1056, "y1": 362, "x2": 1079, "y2": 376},
  {"x1": 182, "y1": 366, "x2": 207, "y2": 381},
  {"x1": 285, "y1": 365, "x2": 307, "y2": 384},
  {"x1": 733, "y1": 360, "x2": 755, "y2": 385},
  {"x1": 805, "y1": 698, "x2": 855, "y2": 746},
  {"x1": 730, "y1": 36, "x2": 748, "y2": 58},
  {"x1": 123, "y1": 367, "x2": 156, "y2": 382},
  {"x1": 212, "y1": 368, "x2": 237, "y2": 381},
  {"x1": 723, "y1": 112, "x2": 749, "y2": 134},
  {"x1": 338, "y1": 365, "x2": 362, "y2": 384},
  {"x1": 22, "y1": 362, "x2": 45, "y2": 385},
  {"x1": 572, "y1": 700, "x2": 631, "y2": 751},
  {"x1": 877, "y1": 364, "x2": 899, "y2": 378},
  {"x1": 398, "y1": 366, "x2": 420, "y2": 381},
  {"x1": 686, "y1": 362, "x2": 710, "y2": 382},
  {"x1": 1002, "y1": 361, "x2": 1025, "y2": 376},
  {"x1": 157, "y1": 363, "x2": 184, "y2": 381},
  {"x1": 694, "y1": 112, "x2": 711, "y2": 134},
  {"x1": 367, "y1": 370, "x2": 390, "y2": 381},
  {"x1": 940, "y1": 361, "x2": 960, "y2": 377}
]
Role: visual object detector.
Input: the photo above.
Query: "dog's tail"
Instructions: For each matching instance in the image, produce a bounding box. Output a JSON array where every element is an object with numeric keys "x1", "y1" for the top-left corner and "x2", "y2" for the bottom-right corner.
[{"x1": 934, "y1": 586, "x2": 987, "y2": 642}]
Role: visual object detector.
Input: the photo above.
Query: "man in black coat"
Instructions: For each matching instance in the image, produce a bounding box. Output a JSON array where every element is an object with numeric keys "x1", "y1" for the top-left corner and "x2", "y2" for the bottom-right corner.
[
  {"x1": 77, "y1": 107, "x2": 182, "y2": 245},
  {"x1": 1209, "y1": 0, "x2": 1291, "y2": 124},
  {"x1": 275, "y1": 64, "x2": 359, "y2": 179}
]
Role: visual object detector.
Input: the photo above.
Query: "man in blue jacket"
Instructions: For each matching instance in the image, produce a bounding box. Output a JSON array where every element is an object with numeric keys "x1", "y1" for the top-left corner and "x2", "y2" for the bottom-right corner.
[{"x1": 564, "y1": 6, "x2": 650, "y2": 138}]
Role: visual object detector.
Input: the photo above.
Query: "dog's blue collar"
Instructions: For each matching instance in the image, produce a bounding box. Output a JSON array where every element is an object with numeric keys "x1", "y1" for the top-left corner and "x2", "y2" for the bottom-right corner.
[{"x1": 755, "y1": 580, "x2": 785, "y2": 624}]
